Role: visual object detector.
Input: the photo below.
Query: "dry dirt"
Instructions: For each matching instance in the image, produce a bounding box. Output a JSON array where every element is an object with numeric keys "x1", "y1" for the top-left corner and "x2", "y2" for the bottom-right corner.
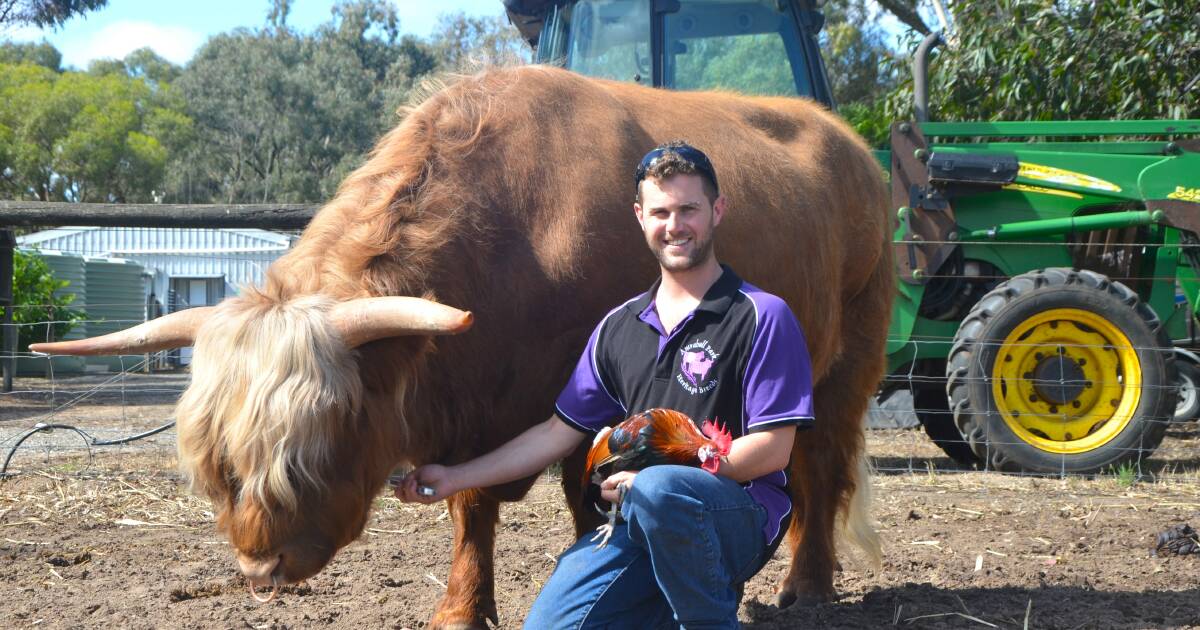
[{"x1": 2, "y1": 374, "x2": 1200, "y2": 629}]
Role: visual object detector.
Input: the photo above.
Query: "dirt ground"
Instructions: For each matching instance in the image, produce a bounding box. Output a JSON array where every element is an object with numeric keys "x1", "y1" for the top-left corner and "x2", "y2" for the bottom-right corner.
[{"x1": 3, "y1": 374, "x2": 1200, "y2": 629}]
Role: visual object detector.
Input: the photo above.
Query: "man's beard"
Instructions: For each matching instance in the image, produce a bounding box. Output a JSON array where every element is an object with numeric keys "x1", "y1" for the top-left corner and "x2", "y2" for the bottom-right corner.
[{"x1": 650, "y1": 232, "x2": 714, "y2": 272}]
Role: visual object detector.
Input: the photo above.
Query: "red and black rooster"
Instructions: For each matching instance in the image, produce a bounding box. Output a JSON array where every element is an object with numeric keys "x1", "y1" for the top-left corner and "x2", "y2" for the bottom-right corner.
[{"x1": 583, "y1": 408, "x2": 733, "y2": 548}]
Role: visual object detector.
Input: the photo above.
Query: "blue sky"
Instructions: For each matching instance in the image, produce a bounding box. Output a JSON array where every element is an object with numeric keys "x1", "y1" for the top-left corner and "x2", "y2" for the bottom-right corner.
[{"x1": 2, "y1": 0, "x2": 508, "y2": 70}]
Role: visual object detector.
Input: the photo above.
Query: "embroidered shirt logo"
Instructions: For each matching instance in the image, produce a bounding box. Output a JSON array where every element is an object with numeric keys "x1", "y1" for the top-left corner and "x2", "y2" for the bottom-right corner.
[{"x1": 678, "y1": 340, "x2": 719, "y2": 395}]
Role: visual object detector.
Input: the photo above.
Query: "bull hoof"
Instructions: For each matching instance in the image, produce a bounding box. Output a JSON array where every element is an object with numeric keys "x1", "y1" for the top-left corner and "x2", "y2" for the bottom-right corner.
[
  {"x1": 431, "y1": 607, "x2": 498, "y2": 630},
  {"x1": 775, "y1": 586, "x2": 834, "y2": 609},
  {"x1": 430, "y1": 617, "x2": 492, "y2": 630}
]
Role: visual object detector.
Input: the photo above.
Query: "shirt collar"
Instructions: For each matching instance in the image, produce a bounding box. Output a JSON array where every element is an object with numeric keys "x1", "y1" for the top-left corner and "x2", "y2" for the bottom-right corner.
[{"x1": 629, "y1": 264, "x2": 743, "y2": 320}]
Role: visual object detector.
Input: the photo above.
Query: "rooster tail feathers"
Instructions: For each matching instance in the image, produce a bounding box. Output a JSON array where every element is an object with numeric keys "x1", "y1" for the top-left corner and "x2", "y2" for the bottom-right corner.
[{"x1": 700, "y1": 419, "x2": 733, "y2": 455}]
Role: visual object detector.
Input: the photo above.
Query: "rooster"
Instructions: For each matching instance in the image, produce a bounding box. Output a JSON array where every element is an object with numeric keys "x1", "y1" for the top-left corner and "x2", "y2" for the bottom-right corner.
[{"x1": 583, "y1": 408, "x2": 733, "y2": 548}]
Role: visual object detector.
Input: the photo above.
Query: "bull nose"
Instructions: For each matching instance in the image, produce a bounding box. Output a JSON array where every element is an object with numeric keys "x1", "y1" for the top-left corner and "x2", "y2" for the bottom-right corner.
[{"x1": 236, "y1": 553, "x2": 281, "y2": 586}]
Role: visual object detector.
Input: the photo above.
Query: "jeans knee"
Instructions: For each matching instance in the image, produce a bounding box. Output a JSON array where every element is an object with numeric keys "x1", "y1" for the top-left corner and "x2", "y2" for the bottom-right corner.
[{"x1": 629, "y1": 465, "x2": 704, "y2": 505}]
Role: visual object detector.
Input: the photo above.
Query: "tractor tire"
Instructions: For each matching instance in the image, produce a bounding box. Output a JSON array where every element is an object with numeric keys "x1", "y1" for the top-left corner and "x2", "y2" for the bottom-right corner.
[
  {"x1": 1173, "y1": 360, "x2": 1200, "y2": 422},
  {"x1": 912, "y1": 378, "x2": 981, "y2": 468},
  {"x1": 947, "y1": 268, "x2": 1175, "y2": 473}
]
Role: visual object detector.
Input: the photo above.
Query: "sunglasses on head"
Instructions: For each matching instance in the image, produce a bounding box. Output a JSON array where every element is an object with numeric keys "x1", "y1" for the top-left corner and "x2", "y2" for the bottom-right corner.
[{"x1": 634, "y1": 145, "x2": 720, "y2": 195}]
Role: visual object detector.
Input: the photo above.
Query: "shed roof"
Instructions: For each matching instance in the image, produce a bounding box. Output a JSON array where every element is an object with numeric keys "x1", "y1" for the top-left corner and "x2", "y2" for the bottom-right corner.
[{"x1": 17, "y1": 227, "x2": 296, "y2": 257}]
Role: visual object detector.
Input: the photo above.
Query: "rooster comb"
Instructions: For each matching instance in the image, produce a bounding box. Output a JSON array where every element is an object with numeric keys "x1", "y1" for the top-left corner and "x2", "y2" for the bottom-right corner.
[{"x1": 700, "y1": 419, "x2": 732, "y2": 455}]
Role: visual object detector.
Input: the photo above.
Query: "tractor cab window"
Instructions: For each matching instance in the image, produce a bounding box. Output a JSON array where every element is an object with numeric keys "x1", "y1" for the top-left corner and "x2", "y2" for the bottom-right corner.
[
  {"x1": 535, "y1": 0, "x2": 819, "y2": 99},
  {"x1": 665, "y1": 0, "x2": 810, "y2": 97},
  {"x1": 539, "y1": 0, "x2": 653, "y2": 84}
]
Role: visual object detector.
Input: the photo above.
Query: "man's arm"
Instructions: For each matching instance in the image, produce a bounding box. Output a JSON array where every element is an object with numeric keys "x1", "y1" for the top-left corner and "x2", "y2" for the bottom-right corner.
[
  {"x1": 719, "y1": 424, "x2": 796, "y2": 482},
  {"x1": 395, "y1": 414, "x2": 587, "y2": 504}
]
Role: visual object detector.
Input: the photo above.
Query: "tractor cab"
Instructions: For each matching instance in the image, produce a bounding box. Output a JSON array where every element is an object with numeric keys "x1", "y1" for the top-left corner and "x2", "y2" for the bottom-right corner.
[{"x1": 504, "y1": 0, "x2": 834, "y2": 105}]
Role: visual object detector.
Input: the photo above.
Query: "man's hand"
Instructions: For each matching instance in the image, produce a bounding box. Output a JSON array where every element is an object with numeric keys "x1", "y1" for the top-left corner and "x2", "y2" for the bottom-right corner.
[
  {"x1": 393, "y1": 464, "x2": 457, "y2": 504},
  {"x1": 600, "y1": 470, "x2": 638, "y2": 504}
]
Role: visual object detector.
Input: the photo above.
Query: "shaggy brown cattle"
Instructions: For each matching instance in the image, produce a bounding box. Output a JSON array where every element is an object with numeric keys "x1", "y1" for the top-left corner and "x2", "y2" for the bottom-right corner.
[{"x1": 32, "y1": 65, "x2": 891, "y2": 627}]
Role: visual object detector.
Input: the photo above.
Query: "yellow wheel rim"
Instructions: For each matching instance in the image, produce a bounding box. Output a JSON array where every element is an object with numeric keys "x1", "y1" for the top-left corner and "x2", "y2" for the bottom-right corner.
[{"x1": 990, "y1": 308, "x2": 1142, "y2": 454}]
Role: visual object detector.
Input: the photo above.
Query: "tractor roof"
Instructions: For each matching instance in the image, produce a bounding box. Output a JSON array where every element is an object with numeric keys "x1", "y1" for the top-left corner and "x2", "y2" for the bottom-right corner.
[
  {"x1": 503, "y1": 0, "x2": 820, "y2": 50},
  {"x1": 502, "y1": 0, "x2": 565, "y2": 47}
]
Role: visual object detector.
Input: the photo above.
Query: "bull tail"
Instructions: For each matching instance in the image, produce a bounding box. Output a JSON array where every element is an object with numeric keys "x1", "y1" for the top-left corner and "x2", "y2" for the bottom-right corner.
[{"x1": 839, "y1": 452, "x2": 882, "y2": 568}]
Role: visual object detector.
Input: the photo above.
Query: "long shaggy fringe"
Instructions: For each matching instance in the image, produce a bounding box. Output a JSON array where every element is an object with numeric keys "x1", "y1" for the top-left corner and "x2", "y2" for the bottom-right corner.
[{"x1": 176, "y1": 293, "x2": 364, "y2": 514}]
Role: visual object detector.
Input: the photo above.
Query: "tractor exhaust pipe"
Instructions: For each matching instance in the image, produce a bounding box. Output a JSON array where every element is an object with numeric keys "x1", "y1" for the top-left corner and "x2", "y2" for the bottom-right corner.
[{"x1": 913, "y1": 31, "x2": 943, "y2": 123}]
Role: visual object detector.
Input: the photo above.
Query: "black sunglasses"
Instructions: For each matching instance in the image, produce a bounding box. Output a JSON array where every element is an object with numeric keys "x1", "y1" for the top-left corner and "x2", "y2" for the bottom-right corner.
[{"x1": 634, "y1": 144, "x2": 720, "y2": 195}]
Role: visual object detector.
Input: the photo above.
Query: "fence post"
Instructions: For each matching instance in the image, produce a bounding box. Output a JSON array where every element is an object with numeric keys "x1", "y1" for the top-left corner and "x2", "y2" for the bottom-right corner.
[{"x1": 1, "y1": 230, "x2": 15, "y2": 393}]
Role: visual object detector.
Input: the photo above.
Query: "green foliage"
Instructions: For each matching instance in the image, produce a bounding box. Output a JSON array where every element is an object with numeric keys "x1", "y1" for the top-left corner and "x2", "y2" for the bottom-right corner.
[
  {"x1": 818, "y1": 0, "x2": 904, "y2": 146},
  {"x1": 820, "y1": 0, "x2": 903, "y2": 107},
  {"x1": 838, "y1": 99, "x2": 893, "y2": 148},
  {"x1": 0, "y1": 0, "x2": 107, "y2": 29},
  {"x1": 0, "y1": 40, "x2": 61, "y2": 70},
  {"x1": 887, "y1": 0, "x2": 1200, "y2": 123},
  {"x1": 1109, "y1": 461, "x2": 1138, "y2": 487},
  {"x1": 172, "y1": 0, "x2": 440, "y2": 203},
  {"x1": 13, "y1": 250, "x2": 82, "y2": 350},
  {"x1": 429, "y1": 12, "x2": 530, "y2": 71},
  {"x1": 0, "y1": 2, "x2": 531, "y2": 204},
  {"x1": 0, "y1": 54, "x2": 186, "y2": 202}
]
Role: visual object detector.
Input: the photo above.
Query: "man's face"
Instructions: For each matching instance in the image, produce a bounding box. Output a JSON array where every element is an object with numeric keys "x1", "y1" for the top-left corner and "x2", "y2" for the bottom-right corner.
[{"x1": 635, "y1": 174, "x2": 726, "y2": 272}]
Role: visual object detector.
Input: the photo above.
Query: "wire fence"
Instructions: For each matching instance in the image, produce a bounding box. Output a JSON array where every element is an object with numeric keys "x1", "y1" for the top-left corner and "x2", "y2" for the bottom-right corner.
[{"x1": 1, "y1": 225, "x2": 1199, "y2": 485}]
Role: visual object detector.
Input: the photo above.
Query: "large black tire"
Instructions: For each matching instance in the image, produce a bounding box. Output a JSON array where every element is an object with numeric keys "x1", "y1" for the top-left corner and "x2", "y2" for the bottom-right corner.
[
  {"x1": 947, "y1": 268, "x2": 1175, "y2": 473},
  {"x1": 911, "y1": 372, "x2": 981, "y2": 468},
  {"x1": 1173, "y1": 360, "x2": 1200, "y2": 422}
]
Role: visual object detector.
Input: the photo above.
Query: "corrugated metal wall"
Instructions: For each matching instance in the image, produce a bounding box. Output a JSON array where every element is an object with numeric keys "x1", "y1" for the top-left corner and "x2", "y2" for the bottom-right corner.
[
  {"x1": 16, "y1": 251, "x2": 88, "y2": 376},
  {"x1": 82, "y1": 257, "x2": 148, "y2": 372}
]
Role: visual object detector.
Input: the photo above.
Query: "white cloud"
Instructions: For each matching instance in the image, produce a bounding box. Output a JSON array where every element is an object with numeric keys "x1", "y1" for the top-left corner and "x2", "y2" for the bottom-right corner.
[
  {"x1": 59, "y1": 21, "x2": 204, "y2": 68},
  {"x1": 0, "y1": 23, "x2": 45, "y2": 41}
]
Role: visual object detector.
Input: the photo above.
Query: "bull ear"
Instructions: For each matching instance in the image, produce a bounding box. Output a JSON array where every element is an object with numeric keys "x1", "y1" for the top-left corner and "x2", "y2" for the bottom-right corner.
[
  {"x1": 29, "y1": 307, "x2": 212, "y2": 356},
  {"x1": 328, "y1": 296, "x2": 473, "y2": 348}
]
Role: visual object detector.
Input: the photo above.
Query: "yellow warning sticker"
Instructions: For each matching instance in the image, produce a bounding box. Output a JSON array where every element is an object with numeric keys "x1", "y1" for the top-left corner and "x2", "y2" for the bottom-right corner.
[
  {"x1": 1167, "y1": 186, "x2": 1200, "y2": 203},
  {"x1": 1002, "y1": 184, "x2": 1084, "y2": 199},
  {"x1": 1018, "y1": 163, "x2": 1122, "y2": 193}
]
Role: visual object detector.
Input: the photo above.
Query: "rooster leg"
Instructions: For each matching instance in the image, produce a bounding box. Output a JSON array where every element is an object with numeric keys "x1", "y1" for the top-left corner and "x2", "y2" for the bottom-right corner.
[{"x1": 590, "y1": 482, "x2": 628, "y2": 550}]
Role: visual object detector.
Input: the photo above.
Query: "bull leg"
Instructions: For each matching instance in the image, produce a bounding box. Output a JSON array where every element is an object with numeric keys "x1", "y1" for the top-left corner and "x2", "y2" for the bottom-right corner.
[
  {"x1": 431, "y1": 488, "x2": 501, "y2": 630},
  {"x1": 777, "y1": 420, "x2": 851, "y2": 606},
  {"x1": 777, "y1": 264, "x2": 890, "y2": 608}
]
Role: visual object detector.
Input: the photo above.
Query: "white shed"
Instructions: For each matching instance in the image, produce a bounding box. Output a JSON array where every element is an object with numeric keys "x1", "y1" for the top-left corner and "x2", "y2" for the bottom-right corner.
[{"x1": 18, "y1": 227, "x2": 297, "y2": 365}]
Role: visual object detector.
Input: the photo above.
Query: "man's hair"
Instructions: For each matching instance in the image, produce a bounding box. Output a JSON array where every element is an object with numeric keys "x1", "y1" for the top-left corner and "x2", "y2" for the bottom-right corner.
[{"x1": 635, "y1": 140, "x2": 719, "y2": 204}]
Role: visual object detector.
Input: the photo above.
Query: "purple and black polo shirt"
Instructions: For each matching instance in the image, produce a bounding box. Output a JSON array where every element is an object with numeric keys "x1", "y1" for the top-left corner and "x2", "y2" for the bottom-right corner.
[{"x1": 555, "y1": 265, "x2": 814, "y2": 549}]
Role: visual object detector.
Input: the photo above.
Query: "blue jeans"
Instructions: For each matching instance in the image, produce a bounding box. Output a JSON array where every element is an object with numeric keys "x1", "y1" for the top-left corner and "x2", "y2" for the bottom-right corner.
[{"x1": 525, "y1": 466, "x2": 769, "y2": 629}]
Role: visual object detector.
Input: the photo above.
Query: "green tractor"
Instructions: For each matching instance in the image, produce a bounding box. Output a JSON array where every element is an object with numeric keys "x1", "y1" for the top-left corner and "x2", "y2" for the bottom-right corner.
[{"x1": 503, "y1": 0, "x2": 1200, "y2": 473}]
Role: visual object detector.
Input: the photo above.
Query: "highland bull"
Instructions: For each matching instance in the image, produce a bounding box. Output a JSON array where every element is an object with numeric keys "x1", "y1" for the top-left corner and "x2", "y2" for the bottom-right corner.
[{"x1": 32, "y1": 66, "x2": 892, "y2": 628}]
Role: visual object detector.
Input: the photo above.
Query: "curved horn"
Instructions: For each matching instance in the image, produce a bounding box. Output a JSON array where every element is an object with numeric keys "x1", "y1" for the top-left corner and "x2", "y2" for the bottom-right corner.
[
  {"x1": 329, "y1": 297, "x2": 473, "y2": 348},
  {"x1": 28, "y1": 307, "x2": 213, "y2": 356}
]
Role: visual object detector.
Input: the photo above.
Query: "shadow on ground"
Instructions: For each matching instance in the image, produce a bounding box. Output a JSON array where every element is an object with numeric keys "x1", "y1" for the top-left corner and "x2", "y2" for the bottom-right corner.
[{"x1": 743, "y1": 583, "x2": 1200, "y2": 629}]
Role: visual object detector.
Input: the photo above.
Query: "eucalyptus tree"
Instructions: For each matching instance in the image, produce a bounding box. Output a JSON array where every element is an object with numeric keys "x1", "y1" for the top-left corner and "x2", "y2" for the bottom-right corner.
[
  {"x1": 174, "y1": 0, "x2": 438, "y2": 203},
  {"x1": 0, "y1": 44, "x2": 186, "y2": 202},
  {"x1": 887, "y1": 0, "x2": 1199, "y2": 122}
]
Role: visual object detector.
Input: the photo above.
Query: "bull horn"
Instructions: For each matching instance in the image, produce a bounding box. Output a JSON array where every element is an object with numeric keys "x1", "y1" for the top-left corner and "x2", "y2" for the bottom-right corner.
[
  {"x1": 28, "y1": 307, "x2": 213, "y2": 356},
  {"x1": 329, "y1": 297, "x2": 473, "y2": 348}
]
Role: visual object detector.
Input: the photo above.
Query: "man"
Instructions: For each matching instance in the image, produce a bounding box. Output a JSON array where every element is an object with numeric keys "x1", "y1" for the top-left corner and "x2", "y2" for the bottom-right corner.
[{"x1": 395, "y1": 141, "x2": 813, "y2": 628}]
